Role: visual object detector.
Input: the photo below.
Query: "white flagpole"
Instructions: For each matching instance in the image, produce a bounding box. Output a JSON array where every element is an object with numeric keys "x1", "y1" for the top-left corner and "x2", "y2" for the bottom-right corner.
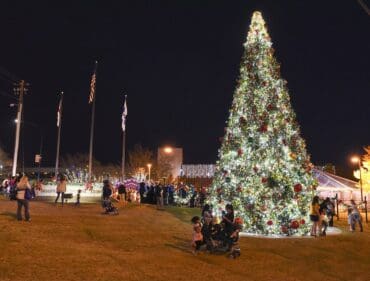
[
  {"x1": 55, "y1": 91, "x2": 63, "y2": 178},
  {"x1": 88, "y1": 61, "x2": 98, "y2": 183},
  {"x1": 121, "y1": 95, "x2": 127, "y2": 181}
]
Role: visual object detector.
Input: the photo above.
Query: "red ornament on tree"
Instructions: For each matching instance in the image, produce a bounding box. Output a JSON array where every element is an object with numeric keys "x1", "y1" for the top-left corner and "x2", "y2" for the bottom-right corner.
[
  {"x1": 267, "y1": 220, "x2": 273, "y2": 226},
  {"x1": 259, "y1": 123, "x2": 268, "y2": 132},
  {"x1": 290, "y1": 220, "x2": 299, "y2": 229},
  {"x1": 294, "y1": 183, "x2": 302, "y2": 193},
  {"x1": 300, "y1": 219, "x2": 305, "y2": 225},
  {"x1": 238, "y1": 148, "x2": 243, "y2": 156},
  {"x1": 261, "y1": 177, "x2": 268, "y2": 184},
  {"x1": 281, "y1": 226, "x2": 288, "y2": 233},
  {"x1": 267, "y1": 104, "x2": 274, "y2": 111}
]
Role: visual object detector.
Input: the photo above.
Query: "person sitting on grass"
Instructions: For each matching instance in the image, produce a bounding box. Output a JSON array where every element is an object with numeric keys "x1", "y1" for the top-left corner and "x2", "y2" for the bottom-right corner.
[
  {"x1": 209, "y1": 217, "x2": 224, "y2": 248},
  {"x1": 201, "y1": 213, "x2": 213, "y2": 250},
  {"x1": 221, "y1": 204, "x2": 235, "y2": 241},
  {"x1": 225, "y1": 217, "x2": 243, "y2": 251},
  {"x1": 191, "y1": 216, "x2": 203, "y2": 255}
]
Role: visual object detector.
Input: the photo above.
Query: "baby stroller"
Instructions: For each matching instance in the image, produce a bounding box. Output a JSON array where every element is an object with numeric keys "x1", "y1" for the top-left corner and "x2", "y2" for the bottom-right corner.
[{"x1": 102, "y1": 198, "x2": 119, "y2": 215}]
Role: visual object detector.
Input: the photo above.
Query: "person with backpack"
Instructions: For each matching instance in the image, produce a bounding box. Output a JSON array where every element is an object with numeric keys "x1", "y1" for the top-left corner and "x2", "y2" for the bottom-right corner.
[{"x1": 16, "y1": 175, "x2": 32, "y2": 222}]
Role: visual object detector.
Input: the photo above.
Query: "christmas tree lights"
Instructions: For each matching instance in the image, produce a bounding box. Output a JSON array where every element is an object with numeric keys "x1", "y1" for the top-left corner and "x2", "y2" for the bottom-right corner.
[{"x1": 208, "y1": 11, "x2": 316, "y2": 236}]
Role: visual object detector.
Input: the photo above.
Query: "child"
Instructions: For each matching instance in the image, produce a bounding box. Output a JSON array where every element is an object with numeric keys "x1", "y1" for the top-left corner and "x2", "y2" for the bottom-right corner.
[
  {"x1": 191, "y1": 216, "x2": 203, "y2": 255},
  {"x1": 75, "y1": 189, "x2": 81, "y2": 206},
  {"x1": 319, "y1": 208, "x2": 328, "y2": 236},
  {"x1": 227, "y1": 217, "x2": 243, "y2": 258}
]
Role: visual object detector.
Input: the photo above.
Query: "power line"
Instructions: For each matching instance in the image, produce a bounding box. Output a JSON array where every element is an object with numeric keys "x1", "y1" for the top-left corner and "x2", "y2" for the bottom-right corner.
[{"x1": 0, "y1": 66, "x2": 20, "y2": 84}]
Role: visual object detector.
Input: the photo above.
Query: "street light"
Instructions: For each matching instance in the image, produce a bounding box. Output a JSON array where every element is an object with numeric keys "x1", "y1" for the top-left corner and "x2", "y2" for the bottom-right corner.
[
  {"x1": 147, "y1": 163, "x2": 152, "y2": 182},
  {"x1": 164, "y1": 147, "x2": 173, "y2": 154},
  {"x1": 351, "y1": 156, "x2": 363, "y2": 202}
]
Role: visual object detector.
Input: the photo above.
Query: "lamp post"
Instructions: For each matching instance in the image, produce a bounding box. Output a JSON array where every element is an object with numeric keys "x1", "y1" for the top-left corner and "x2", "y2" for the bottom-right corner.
[
  {"x1": 147, "y1": 163, "x2": 152, "y2": 182},
  {"x1": 351, "y1": 156, "x2": 363, "y2": 202}
]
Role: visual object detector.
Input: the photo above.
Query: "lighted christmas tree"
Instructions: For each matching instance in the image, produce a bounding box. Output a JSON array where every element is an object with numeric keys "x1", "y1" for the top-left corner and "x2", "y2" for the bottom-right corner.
[{"x1": 209, "y1": 11, "x2": 316, "y2": 236}]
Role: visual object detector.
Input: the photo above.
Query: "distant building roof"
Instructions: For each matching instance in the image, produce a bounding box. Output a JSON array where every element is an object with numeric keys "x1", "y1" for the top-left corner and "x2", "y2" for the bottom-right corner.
[
  {"x1": 313, "y1": 168, "x2": 358, "y2": 191},
  {"x1": 181, "y1": 164, "x2": 359, "y2": 191}
]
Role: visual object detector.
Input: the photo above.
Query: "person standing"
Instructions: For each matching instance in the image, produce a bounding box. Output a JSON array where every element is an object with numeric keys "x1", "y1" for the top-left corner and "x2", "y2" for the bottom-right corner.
[
  {"x1": 155, "y1": 183, "x2": 163, "y2": 209},
  {"x1": 349, "y1": 200, "x2": 363, "y2": 232},
  {"x1": 75, "y1": 189, "x2": 81, "y2": 206},
  {"x1": 310, "y1": 196, "x2": 320, "y2": 237},
  {"x1": 118, "y1": 183, "x2": 126, "y2": 205},
  {"x1": 320, "y1": 197, "x2": 335, "y2": 227},
  {"x1": 102, "y1": 179, "x2": 112, "y2": 200},
  {"x1": 55, "y1": 175, "x2": 67, "y2": 205},
  {"x1": 16, "y1": 175, "x2": 32, "y2": 221},
  {"x1": 139, "y1": 181, "x2": 146, "y2": 203}
]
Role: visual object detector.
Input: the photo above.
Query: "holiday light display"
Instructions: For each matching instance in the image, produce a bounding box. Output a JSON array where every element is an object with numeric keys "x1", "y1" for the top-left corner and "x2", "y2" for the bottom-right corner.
[{"x1": 208, "y1": 11, "x2": 316, "y2": 236}]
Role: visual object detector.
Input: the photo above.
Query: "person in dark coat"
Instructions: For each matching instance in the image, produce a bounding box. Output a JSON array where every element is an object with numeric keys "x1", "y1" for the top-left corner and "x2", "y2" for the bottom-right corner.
[
  {"x1": 139, "y1": 182, "x2": 146, "y2": 203},
  {"x1": 102, "y1": 180, "x2": 112, "y2": 200},
  {"x1": 118, "y1": 184, "x2": 126, "y2": 203}
]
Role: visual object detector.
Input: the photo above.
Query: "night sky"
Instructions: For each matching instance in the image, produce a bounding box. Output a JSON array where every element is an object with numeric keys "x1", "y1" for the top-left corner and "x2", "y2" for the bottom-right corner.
[{"x1": 0, "y1": 1, "x2": 369, "y2": 178}]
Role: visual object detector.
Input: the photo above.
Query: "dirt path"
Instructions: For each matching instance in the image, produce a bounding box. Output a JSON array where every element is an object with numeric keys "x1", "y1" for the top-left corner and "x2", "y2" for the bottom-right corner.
[{"x1": 0, "y1": 199, "x2": 369, "y2": 281}]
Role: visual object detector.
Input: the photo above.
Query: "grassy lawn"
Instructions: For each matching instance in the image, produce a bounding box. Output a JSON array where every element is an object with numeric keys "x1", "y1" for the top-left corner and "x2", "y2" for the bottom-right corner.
[{"x1": 0, "y1": 197, "x2": 370, "y2": 281}]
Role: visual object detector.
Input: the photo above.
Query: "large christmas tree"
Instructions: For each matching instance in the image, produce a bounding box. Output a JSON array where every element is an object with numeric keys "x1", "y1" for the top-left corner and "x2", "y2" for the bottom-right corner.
[{"x1": 209, "y1": 11, "x2": 316, "y2": 236}]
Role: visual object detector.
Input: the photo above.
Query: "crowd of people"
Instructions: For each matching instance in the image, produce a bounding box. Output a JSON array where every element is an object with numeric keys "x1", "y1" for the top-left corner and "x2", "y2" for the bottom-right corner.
[
  {"x1": 0, "y1": 176, "x2": 366, "y2": 240},
  {"x1": 309, "y1": 195, "x2": 364, "y2": 236}
]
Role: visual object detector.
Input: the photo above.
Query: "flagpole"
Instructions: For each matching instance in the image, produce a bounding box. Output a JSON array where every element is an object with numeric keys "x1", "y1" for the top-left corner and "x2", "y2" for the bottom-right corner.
[
  {"x1": 55, "y1": 91, "x2": 63, "y2": 178},
  {"x1": 88, "y1": 61, "x2": 98, "y2": 182},
  {"x1": 121, "y1": 95, "x2": 127, "y2": 181}
]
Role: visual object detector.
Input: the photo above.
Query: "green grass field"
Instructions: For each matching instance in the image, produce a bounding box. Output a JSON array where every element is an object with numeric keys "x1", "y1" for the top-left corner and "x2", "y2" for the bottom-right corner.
[{"x1": 0, "y1": 197, "x2": 369, "y2": 281}]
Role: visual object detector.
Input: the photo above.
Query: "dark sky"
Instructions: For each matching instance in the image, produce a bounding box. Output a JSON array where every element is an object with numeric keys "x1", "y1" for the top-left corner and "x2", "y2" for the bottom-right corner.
[{"x1": 0, "y1": 1, "x2": 369, "y2": 178}]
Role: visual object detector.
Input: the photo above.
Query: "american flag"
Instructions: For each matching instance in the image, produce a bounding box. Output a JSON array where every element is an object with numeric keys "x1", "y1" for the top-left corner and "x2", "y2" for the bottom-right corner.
[
  {"x1": 88, "y1": 72, "x2": 96, "y2": 104},
  {"x1": 57, "y1": 93, "x2": 63, "y2": 127},
  {"x1": 122, "y1": 97, "x2": 128, "y2": 132}
]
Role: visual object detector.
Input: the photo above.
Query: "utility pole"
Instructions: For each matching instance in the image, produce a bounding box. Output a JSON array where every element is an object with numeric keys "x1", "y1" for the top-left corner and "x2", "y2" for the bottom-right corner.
[{"x1": 12, "y1": 80, "x2": 28, "y2": 177}]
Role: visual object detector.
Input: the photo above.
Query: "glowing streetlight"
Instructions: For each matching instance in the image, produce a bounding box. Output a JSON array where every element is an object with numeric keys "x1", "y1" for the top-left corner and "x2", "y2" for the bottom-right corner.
[
  {"x1": 147, "y1": 163, "x2": 152, "y2": 182},
  {"x1": 164, "y1": 147, "x2": 173, "y2": 154},
  {"x1": 351, "y1": 156, "x2": 360, "y2": 164},
  {"x1": 351, "y1": 155, "x2": 363, "y2": 202}
]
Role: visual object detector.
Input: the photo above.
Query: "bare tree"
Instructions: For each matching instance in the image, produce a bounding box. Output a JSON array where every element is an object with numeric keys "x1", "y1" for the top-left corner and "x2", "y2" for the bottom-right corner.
[
  {"x1": 127, "y1": 144, "x2": 155, "y2": 179},
  {"x1": 0, "y1": 146, "x2": 11, "y2": 167}
]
